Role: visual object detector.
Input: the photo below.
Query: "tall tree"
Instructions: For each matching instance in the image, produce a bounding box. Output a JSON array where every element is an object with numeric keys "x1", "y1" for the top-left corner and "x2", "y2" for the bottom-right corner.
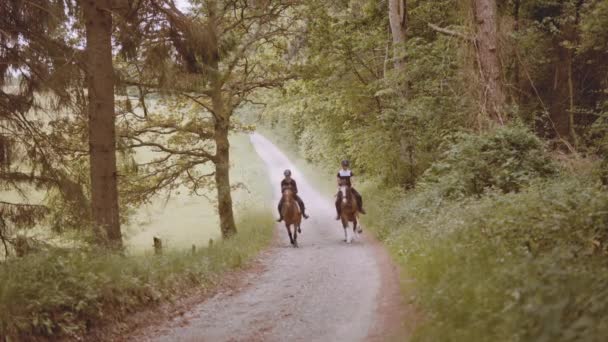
[
  {"x1": 388, "y1": 0, "x2": 407, "y2": 71},
  {"x1": 120, "y1": 0, "x2": 293, "y2": 238},
  {"x1": 548, "y1": 0, "x2": 584, "y2": 145},
  {"x1": 473, "y1": 0, "x2": 506, "y2": 125},
  {"x1": 207, "y1": 0, "x2": 236, "y2": 237},
  {"x1": 82, "y1": 0, "x2": 122, "y2": 247},
  {"x1": 1, "y1": 0, "x2": 93, "y2": 253}
]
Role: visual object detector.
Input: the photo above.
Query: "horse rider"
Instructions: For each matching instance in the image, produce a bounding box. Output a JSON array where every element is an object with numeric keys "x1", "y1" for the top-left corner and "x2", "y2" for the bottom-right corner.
[
  {"x1": 335, "y1": 159, "x2": 365, "y2": 220},
  {"x1": 277, "y1": 169, "x2": 309, "y2": 222}
]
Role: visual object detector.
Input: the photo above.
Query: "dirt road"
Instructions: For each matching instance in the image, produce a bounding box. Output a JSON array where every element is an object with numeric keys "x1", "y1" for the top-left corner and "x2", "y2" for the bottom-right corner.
[{"x1": 140, "y1": 133, "x2": 409, "y2": 342}]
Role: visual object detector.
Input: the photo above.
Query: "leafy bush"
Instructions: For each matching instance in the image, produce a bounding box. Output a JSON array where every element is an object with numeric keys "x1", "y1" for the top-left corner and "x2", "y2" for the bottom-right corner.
[
  {"x1": 420, "y1": 126, "x2": 558, "y2": 198},
  {"x1": 362, "y1": 177, "x2": 608, "y2": 342},
  {"x1": 262, "y1": 126, "x2": 608, "y2": 341},
  {"x1": 0, "y1": 211, "x2": 273, "y2": 340}
]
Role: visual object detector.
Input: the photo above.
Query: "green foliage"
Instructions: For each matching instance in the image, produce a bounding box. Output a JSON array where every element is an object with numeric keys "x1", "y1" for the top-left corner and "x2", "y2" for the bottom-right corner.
[
  {"x1": 259, "y1": 10, "x2": 472, "y2": 187},
  {"x1": 264, "y1": 122, "x2": 608, "y2": 341},
  {"x1": 362, "y1": 176, "x2": 608, "y2": 342},
  {"x1": 0, "y1": 211, "x2": 273, "y2": 340},
  {"x1": 506, "y1": 0, "x2": 608, "y2": 138},
  {"x1": 578, "y1": 0, "x2": 608, "y2": 53},
  {"x1": 255, "y1": 0, "x2": 608, "y2": 340},
  {"x1": 420, "y1": 126, "x2": 558, "y2": 197}
]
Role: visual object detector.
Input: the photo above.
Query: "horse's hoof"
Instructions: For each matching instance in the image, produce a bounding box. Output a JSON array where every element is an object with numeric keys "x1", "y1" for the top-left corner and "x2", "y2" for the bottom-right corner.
[{"x1": 297, "y1": 228, "x2": 302, "y2": 233}]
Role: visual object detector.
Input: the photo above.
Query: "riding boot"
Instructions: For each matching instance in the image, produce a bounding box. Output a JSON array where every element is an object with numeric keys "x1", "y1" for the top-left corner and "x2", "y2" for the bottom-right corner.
[
  {"x1": 358, "y1": 197, "x2": 366, "y2": 214},
  {"x1": 353, "y1": 189, "x2": 366, "y2": 214},
  {"x1": 296, "y1": 196, "x2": 309, "y2": 219},
  {"x1": 277, "y1": 200, "x2": 284, "y2": 222},
  {"x1": 335, "y1": 195, "x2": 341, "y2": 220}
]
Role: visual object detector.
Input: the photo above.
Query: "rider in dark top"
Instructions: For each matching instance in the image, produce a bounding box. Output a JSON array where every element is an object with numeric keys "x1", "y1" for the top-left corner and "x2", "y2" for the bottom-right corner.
[
  {"x1": 335, "y1": 160, "x2": 365, "y2": 220},
  {"x1": 277, "y1": 169, "x2": 309, "y2": 222}
]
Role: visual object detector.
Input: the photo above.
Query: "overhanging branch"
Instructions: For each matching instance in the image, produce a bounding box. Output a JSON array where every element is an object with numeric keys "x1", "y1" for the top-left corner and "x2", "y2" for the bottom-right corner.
[{"x1": 427, "y1": 23, "x2": 475, "y2": 42}]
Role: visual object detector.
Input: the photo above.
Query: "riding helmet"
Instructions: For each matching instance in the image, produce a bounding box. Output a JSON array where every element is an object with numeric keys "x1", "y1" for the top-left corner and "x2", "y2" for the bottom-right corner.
[
  {"x1": 284, "y1": 169, "x2": 292, "y2": 176},
  {"x1": 341, "y1": 160, "x2": 350, "y2": 167}
]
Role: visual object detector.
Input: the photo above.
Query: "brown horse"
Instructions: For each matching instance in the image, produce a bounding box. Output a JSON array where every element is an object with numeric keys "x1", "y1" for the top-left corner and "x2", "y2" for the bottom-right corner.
[
  {"x1": 281, "y1": 187, "x2": 302, "y2": 247},
  {"x1": 339, "y1": 181, "x2": 362, "y2": 243}
]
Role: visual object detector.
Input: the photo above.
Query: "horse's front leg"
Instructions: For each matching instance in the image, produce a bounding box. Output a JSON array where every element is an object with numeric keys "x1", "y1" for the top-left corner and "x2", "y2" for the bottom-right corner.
[
  {"x1": 352, "y1": 219, "x2": 359, "y2": 241},
  {"x1": 285, "y1": 224, "x2": 294, "y2": 246},
  {"x1": 293, "y1": 225, "x2": 298, "y2": 248},
  {"x1": 343, "y1": 219, "x2": 353, "y2": 243}
]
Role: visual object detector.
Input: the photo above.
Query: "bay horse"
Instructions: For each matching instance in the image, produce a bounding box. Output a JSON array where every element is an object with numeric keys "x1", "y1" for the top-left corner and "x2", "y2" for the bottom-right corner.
[
  {"x1": 281, "y1": 187, "x2": 302, "y2": 247},
  {"x1": 339, "y1": 180, "x2": 362, "y2": 244}
]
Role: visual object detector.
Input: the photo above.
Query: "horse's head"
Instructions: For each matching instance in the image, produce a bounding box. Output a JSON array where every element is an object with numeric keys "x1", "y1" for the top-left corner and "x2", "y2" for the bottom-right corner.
[{"x1": 339, "y1": 182, "x2": 351, "y2": 203}]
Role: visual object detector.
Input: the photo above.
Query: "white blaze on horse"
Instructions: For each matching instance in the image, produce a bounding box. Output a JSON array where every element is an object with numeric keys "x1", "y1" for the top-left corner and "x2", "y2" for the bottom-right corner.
[
  {"x1": 339, "y1": 180, "x2": 362, "y2": 244},
  {"x1": 281, "y1": 187, "x2": 302, "y2": 248}
]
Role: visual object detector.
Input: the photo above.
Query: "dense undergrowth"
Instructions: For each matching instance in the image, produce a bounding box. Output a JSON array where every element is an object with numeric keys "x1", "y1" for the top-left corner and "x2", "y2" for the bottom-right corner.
[
  {"x1": 0, "y1": 211, "x2": 273, "y2": 341},
  {"x1": 364, "y1": 178, "x2": 608, "y2": 342},
  {"x1": 263, "y1": 125, "x2": 608, "y2": 341}
]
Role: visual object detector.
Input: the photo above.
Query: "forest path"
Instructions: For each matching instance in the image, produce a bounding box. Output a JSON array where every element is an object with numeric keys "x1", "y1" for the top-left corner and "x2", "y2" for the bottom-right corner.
[{"x1": 136, "y1": 133, "x2": 411, "y2": 342}]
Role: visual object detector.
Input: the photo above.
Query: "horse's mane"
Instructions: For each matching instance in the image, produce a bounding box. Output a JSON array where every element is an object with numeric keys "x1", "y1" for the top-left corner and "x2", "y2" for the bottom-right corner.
[
  {"x1": 282, "y1": 187, "x2": 300, "y2": 222},
  {"x1": 282, "y1": 187, "x2": 295, "y2": 200},
  {"x1": 347, "y1": 187, "x2": 355, "y2": 204}
]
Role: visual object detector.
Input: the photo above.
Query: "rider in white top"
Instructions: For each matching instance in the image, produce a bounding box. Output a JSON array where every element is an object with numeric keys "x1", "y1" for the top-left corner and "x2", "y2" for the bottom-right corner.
[{"x1": 335, "y1": 160, "x2": 365, "y2": 220}]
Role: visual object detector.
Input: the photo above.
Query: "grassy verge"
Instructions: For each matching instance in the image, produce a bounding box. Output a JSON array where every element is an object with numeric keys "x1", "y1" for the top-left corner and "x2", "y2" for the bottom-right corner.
[
  {"x1": 0, "y1": 211, "x2": 274, "y2": 340},
  {"x1": 261, "y1": 126, "x2": 608, "y2": 341}
]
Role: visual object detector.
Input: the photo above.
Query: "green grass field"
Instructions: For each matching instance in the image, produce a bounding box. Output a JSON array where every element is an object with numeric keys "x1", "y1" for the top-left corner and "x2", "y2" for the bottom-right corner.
[
  {"x1": 125, "y1": 133, "x2": 273, "y2": 253},
  {"x1": 0, "y1": 132, "x2": 275, "y2": 340}
]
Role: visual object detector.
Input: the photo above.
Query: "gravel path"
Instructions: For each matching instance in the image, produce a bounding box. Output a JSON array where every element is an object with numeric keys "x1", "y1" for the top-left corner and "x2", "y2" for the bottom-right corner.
[{"x1": 141, "y1": 133, "x2": 408, "y2": 342}]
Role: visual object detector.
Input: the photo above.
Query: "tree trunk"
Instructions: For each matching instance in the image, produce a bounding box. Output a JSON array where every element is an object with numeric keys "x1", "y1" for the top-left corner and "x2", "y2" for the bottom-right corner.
[
  {"x1": 83, "y1": 0, "x2": 122, "y2": 248},
  {"x1": 473, "y1": 0, "x2": 506, "y2": 125},
  {"x1": 567, "y1": 50, "x2": 576, "y2": 145},
  {"x1": 569, "y1": 0, "x2": 584, "y2": 147},
  {"x1": 549, "y1": 45, "x2": 578, "y2": 145},
  {"x1": 513, "y1": 0, "x2": 521, "y2": 104},
  {"x1": 388, "y1": 0, "x2": 407, "y2": 71},
  {"x1": 548, "y1": 48, "x2": 571, "y2": 139},
  {"x1": 548, "y1": 1, "x2": 583, "y2": 144},
  {"x1": 208, "y1": 0, "x2": 237, "y2": 239},
  {"x1": 213, "y1": 103, "x2": 237, "y2": 239}
]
